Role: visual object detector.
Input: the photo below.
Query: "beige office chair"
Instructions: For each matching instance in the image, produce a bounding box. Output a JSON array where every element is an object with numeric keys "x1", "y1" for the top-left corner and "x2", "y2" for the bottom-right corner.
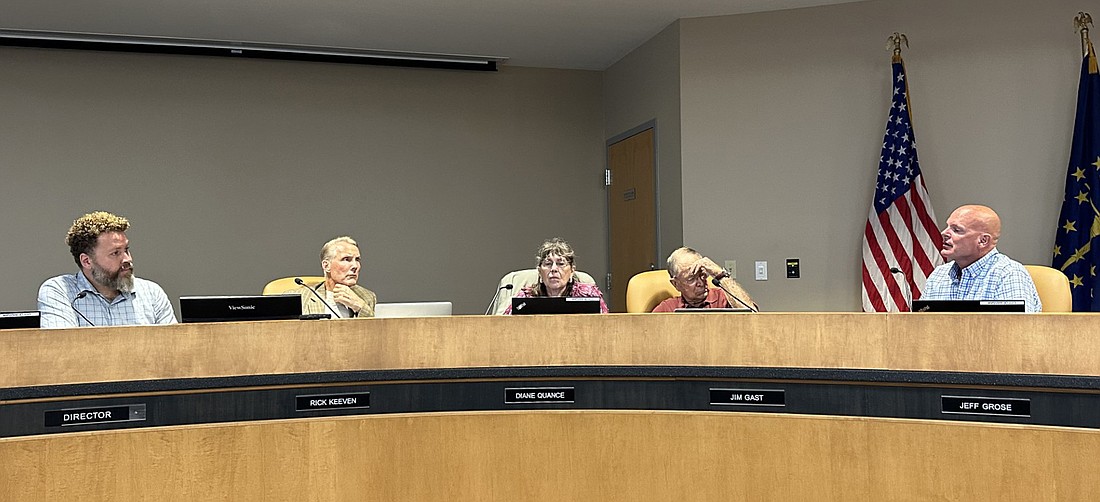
[
  {"x1": 488, "y1": 269, "x2": 597, "y2": 315},
  {"x1": 1024, "y1": 265, "x2": 1072, "y2": 312},
  {"x1": 625, "y1": 270, "x2": 680, "y2": 313},
  {"x1": 263, "y1": 276, "x2": 325, "y2": 295}
]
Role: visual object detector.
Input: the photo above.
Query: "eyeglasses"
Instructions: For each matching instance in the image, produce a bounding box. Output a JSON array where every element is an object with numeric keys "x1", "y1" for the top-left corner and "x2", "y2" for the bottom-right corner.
[
  {"x1": 539, "y1": 259, "x2": 572, "y2": 270},
  {"x1": 675, "y1": 272, "x2": 708, "y2": 285}
]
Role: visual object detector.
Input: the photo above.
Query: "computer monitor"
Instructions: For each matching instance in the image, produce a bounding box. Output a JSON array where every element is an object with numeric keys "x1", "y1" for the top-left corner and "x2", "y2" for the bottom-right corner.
[
  {"x1": 910, "y1": 299, "x2": 1026, "y2": 312},
  {"x1": 0, "y1": 311, "x2": 40, "y2": 329},
  {"x1": 510, "y1": 296, "x2": 601, "y2": 315},
  {"x1": 180, "y1": 294, "x2": 301, "y2": 323},
  {"x1": 375, "y1": 302, "x2": 452, "y2": 318}
]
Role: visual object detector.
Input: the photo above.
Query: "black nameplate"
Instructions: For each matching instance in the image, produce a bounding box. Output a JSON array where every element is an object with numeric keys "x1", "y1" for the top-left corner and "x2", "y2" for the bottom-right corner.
[
  {"x1": 942, "y1": 395, "x2": 1031, "y2": 417},
  {"x1": 44, "y1": 404, "x2": 146, "y2": 427},
  {"x1": 505, "y1": 387, "x2": 575, "y2": 404},
  {"x1": 295, "y1": 392, "x2": 371, "y2": 411},
  {"x1": 710, "y1": 388, "x2": 786, "y2": 407}
]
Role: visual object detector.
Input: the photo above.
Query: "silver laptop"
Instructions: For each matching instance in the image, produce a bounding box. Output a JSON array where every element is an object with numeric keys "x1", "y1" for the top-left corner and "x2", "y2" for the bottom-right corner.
[{"x1": 374, "y1": 301, "x2": 453, "y2": 318}]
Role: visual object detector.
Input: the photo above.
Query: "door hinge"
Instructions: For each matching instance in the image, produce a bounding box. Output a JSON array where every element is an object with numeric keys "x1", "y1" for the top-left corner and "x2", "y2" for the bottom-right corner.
[
  {"x1": 604, "y1": 169, "x2": 612, "y2": 186},
  {"x1": 606, "y1": 273, "x2": 612, "y2": 291}
]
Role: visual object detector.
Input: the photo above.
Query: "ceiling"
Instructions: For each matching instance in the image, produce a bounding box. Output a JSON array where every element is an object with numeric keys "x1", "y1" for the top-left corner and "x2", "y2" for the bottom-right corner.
[{"x1": 3, "y1": 0, "x2": 865, "y2": 70}]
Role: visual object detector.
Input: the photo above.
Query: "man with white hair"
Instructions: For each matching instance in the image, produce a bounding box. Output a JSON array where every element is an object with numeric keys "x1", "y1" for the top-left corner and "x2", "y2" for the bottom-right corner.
[
  {"x1": 294, "y1": 236, "x2": 376, "y2": 318},
  {"x1": 651, "y1": 247, "x2": 757, "y2": 312}
]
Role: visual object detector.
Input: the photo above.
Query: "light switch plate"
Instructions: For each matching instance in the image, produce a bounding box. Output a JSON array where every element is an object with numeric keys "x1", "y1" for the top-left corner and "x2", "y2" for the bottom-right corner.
[{"x1": 755, "y1": 261, "x2": 767, "y2": 281}]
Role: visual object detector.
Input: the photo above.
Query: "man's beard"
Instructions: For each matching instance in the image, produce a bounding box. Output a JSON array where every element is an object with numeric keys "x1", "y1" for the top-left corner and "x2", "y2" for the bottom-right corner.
[{"x1": 91, "y1": 262, "x2": 134, "y2": 293}]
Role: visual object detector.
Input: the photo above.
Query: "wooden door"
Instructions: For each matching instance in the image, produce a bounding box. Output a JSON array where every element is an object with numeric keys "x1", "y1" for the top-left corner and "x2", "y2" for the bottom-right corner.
[{"x1": 607, "y1": 128, "x2": 657, "y2": 311}]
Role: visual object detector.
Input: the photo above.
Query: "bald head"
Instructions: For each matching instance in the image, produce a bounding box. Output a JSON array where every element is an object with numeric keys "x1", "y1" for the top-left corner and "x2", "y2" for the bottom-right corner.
[
  {"x1": 956, "y1": 205, "x2": 1001, "y2": 239},
  {"x1": 941, "y1": 204, "x2": 1001, "y2": 269}
]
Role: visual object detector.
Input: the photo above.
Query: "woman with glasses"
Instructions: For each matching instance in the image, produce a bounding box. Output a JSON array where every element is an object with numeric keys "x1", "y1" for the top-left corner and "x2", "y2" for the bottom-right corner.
[{"x1": 503, "y1": 237, "x2": 609, "y2": 314}]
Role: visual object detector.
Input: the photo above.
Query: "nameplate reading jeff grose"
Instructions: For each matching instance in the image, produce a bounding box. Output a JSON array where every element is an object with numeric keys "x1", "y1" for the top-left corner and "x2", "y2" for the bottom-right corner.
[
  {"x1": 44, "y1": 404, "x2": 147, "y2": 427},
  {"x1": 710, "y1": 388, "x2": 786, "y2": 407},
  {"x1": 505, "y1": 387, "x2": 575, "y2": 404},
  {"x1": 942, "y1": 395, "x2": 1031, "y2": 418},
  {"x1": 295, "y1": 393, "x2": 371, "y2": 412}
]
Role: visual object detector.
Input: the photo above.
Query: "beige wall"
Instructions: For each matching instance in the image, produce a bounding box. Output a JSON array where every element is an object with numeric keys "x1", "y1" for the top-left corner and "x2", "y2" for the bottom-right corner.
[
  {"x1": 603, "y1": 21, "x2": 684, "y2": 262},
  {"x1": 678, "y1": 0, "x2": 1080, "y2": 310},
  {"x1": 2, "y1": 0, "x2": 1088, "y2": 317},
  {"x1": 0, "y1": 48, "x2": 605, "y2": 315}
]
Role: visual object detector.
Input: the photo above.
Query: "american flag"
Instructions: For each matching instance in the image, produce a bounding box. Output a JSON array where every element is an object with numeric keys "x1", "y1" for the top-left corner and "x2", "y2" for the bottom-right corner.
[
  {"x1": 861, "y1": 57, "x2": 943, "y2": 312},
  {"x1": 1052, "y1": 42, "x2": 1099, "y2": 311}
]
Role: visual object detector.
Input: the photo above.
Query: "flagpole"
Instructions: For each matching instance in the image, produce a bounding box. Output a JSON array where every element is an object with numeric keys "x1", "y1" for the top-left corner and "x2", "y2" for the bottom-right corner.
[
  {"x1": 1075, "y1": 12, "x2": 1096, "y2": 73},
  {"x1": 887, "y1": 33, "x2": 916, "y2": 127},
  {"x1": 887, "y1": 32, "x2": 908, "y2": 64}
]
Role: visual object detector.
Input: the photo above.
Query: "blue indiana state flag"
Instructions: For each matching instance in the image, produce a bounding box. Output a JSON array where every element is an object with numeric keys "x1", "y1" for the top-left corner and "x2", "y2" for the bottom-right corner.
[{"x1": 1053, "y1": 42, "x2": 1100, "y2": 310}]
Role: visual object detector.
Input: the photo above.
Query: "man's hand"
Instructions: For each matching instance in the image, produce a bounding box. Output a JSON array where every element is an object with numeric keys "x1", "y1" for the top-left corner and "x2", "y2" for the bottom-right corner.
[
  {"x1": 693, "y1": 256, "x2": 756, "y2": 310},
  {"x1": 331, "y1": 284, "x2": 365, "y2": 314},
  {"x1": 689, "y1": 257, "x2": 726, "y2": 280}
]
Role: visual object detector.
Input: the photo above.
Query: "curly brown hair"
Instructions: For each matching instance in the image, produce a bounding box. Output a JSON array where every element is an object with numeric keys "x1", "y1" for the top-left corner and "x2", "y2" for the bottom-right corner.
[
  {"x1": 535, "y1": 237, "x2": 575, "y2": 267},
  {"x1": 65, "y1": 211, "x2": 130, "y2": 266}
]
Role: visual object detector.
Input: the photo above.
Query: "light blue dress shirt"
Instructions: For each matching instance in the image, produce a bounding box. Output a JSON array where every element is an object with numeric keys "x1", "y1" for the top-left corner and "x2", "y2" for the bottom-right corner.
[
  {"x1": 921, "y1": 248, "x2": 1042, "y2": 312},
  {"x1": 37, "y1": 271, "x2": 177, "y2": 328}
]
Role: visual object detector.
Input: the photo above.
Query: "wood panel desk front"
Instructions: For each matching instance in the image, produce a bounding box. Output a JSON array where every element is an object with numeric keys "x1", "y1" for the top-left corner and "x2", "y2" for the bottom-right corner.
[{"x1": 1, "y1": 313, "x2": 1098, "y2": 500}]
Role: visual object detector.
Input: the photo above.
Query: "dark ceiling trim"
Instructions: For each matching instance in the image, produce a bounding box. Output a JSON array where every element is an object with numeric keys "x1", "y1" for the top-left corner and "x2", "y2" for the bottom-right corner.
[{"x1": 0, "y1": 29, "x2": 504, "y2": 71}]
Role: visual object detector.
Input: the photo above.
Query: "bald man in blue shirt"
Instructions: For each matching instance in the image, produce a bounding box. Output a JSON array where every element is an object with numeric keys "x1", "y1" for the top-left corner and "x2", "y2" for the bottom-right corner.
[{"x1": 921, "y1": 204, "x2": 1041, "y2": 312}]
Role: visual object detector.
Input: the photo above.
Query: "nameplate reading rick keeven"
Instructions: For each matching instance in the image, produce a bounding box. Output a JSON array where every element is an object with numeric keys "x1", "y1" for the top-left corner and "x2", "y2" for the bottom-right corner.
[
  {"x1": 942, "y1": 395, "x2": 1031, "y2": 418},
  {"x1": 45, "y1": 404, "x2": 147, "y2": 427},
  {"x1": 710, "y1": 388, "x2": 786, "y2": 407},
  {"x1": 505, "y1": 387, "x2": 575, "y2": 404},
  {"x1": 296, "y1": 393, "x2": 371, "y2": 411}
]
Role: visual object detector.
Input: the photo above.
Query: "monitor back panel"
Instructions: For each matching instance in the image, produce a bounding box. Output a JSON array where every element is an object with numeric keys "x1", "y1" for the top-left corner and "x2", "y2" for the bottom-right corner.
[
  {"x1": 0, "y1": 311, "x2": 40, "y2": 329},
  {"x1": 510, "y1": 297, "x2": 601, "y2": 315},
  {"x1": 180, "y1": 294, "x2": 301, "y2": 323},
  {"x1": 911, "y1": 299, "x2": 1026, "y2": 312}
]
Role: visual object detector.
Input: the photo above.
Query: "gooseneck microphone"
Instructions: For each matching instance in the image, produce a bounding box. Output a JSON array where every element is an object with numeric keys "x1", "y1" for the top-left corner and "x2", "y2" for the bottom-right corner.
[
  {"x1": 484, "y1": 284, "x2": 514, "y2": 315},
  {"x1": 295, "y1": 277, "x2": 341, "y2": 319},
  {"x1": 70, "y1": 291, "x2": 95, "y2": 326},
  {"x1": 888, "y1": 267, "x2": 912, "y2": 311},
  {"x1": 711, "y1": 276, "x2": 757, "y2": 313}
]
